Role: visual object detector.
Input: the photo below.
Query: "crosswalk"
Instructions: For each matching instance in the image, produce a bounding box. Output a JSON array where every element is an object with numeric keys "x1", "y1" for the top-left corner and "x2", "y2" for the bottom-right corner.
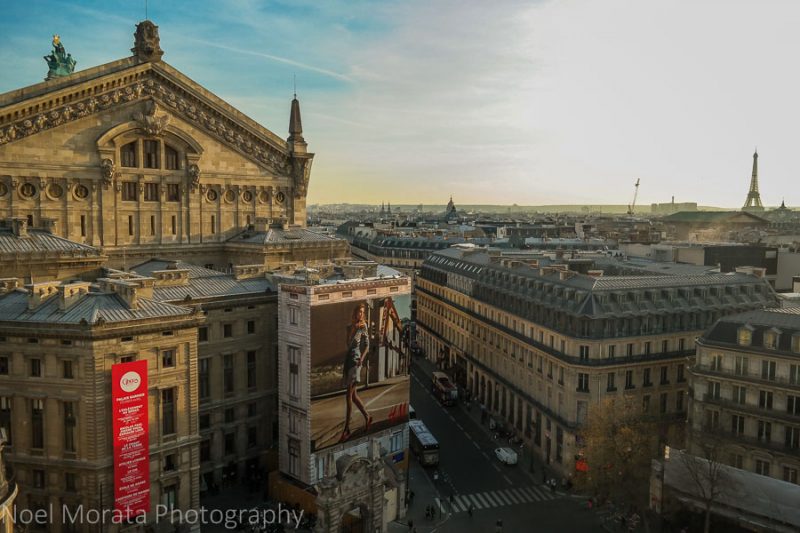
[{"x1": 436, "y1": 485, "x2": 557, "y2": 514}]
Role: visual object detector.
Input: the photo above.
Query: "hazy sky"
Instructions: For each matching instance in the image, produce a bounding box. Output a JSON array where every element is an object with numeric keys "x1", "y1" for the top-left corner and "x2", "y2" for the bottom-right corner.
[{"x1": 1, "y1": 1, "x2": 797, "y2": 207}]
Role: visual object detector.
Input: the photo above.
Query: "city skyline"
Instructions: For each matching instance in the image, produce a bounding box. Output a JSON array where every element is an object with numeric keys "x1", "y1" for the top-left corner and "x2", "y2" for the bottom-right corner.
[{"x1": 1, "y1": 1, "x2": 798, "y2": 208}]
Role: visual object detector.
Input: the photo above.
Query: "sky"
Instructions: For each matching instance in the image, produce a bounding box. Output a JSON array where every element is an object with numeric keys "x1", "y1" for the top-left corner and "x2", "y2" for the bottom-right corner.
[{"x1": 1, "y1": 0, "x2": 798, "y2": 207}]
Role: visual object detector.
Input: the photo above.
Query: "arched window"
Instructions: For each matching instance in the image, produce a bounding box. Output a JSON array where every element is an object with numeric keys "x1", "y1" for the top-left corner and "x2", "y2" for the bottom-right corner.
[
  {"x1": 165, "y1": 144, "x2": 179, "y2": 170},
  {"x1": 121, "y1": 141, "x2": 137, "y2": 167}
]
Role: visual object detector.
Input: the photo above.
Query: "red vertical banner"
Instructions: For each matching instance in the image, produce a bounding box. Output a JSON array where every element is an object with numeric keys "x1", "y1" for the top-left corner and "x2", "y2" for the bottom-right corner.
[{"x1": 112, "y1": 360, "x2": 150, "y2": 518}]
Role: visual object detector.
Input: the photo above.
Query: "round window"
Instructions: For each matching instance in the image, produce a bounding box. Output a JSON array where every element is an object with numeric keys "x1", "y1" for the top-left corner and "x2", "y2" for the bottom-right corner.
[
  {"x1": 20, "y1": 182, "x2": 37, "y2": 198},
  {"x1": 48, "y1": 183, "x2": 64, "y2": 199}
]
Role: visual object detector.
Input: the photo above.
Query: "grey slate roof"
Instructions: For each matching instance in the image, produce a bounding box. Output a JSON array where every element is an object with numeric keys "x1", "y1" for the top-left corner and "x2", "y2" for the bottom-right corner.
[
  {"x1": 0, "y1": 228, "x2": 101, "y2": 255},
  {"x1": 0, "y1": 289, "x2": 191, "y2": 325},
  {"x1": 423, "y1": 248, "x2": 777, "y2": 319},
  {"x1": 129, "y1": 260, "x2": 274, "y2": 302},
  {"x1": 702, "y1": 307, "x2": 800, "y2": 352}
]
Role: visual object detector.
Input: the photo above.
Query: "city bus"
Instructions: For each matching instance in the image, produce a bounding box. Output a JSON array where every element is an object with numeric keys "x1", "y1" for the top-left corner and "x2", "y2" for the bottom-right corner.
[
  {"x1": 431, "y1": 371, "x2": 458, "y2": 406},
  {"x1": 409, "y1": 419, "x2": 439, "y2": 467}
]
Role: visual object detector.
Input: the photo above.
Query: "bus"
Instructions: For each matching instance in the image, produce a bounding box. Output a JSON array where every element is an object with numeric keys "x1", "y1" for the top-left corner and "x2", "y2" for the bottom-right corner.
[
  {"x1": 431, "y1": 371, "x2": 458, "y2": 406},
  {"x1": 409, "y1": 419, "x2": 439, "y2": 467}
]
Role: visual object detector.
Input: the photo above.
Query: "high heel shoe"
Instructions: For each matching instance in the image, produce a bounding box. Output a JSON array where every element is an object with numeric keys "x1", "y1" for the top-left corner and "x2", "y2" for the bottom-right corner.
[{"x1": 365, "y1": 415, "x2": 373, "y2": 432}]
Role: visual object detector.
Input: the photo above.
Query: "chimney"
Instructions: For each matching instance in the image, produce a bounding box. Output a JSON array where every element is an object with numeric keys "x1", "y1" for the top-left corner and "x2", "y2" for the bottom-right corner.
[
  {"x1": 0, "y1": 279, "x2": 19, "y2": 295},
  {"x1": 559, "y1": 270, "x2": 577, "y2": 281},
  {"x1": 587, "y1": 270, "x2": 604, "y2": 278},
  {"x1": 58, "y1": 282, "x2": 91, "y2": 311},
  {"x1": 10, "y1": 217, "x2": 28, "y2": 238},
  {"x1": 254, "y1": 217, "x2": 270, "y2": 232},
  {"x1": 26, "y1": 281, "x2": 62, "y2": 310}
]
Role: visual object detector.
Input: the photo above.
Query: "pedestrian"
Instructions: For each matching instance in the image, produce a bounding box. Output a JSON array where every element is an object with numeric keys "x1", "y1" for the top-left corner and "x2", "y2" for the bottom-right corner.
[
  {"x1": 549, "y1": 478, "x2": 556, "y2": 493},
  {"x1": 408, "y1": 519, "x2": 413, "y2": 531},
  {"x1": 588, "y1": 498, "x2": 593, "y2": 510},
  {"x1": 409, "y1": 490, "x2": 415, "y2": 505},
  {"x1": 433, "y1": 470, "x2": 439, "y2": 482},
  {"x1": 468, "y1": 504, "x2": 474, "y2": 517}
]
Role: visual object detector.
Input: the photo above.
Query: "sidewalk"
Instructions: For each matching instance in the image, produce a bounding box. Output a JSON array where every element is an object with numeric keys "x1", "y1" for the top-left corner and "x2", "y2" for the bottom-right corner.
[
  {"x1": 410, "y1": 355, "x2": 569, "y2": 496},
  {"x1": 388, "y1": 457, "x2": 449, "y2": 532}
]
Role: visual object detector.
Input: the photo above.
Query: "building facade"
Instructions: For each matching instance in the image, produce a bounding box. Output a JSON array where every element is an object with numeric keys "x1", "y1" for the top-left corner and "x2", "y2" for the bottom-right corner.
[
  {"x1": 276, "y1": 267, "x2": 411, "y2": 532},
  {"x1": 0, "y1": 278, "x2": 203, "y2": 532},
  {"x1": 415, "y1": 248, "x2": 777, "y2": 476},
  {"x1": 690, "y1": 308, "x2": 800, "y2": 485}
]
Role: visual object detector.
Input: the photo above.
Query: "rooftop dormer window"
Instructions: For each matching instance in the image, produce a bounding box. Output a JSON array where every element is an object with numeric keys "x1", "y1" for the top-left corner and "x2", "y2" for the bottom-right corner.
[
  {"x1": 738, "y1": 326, "x2": 753, "y2": 346},
  {"x1": 764, "y1": 329, "x2": 780, "y2": 350}
]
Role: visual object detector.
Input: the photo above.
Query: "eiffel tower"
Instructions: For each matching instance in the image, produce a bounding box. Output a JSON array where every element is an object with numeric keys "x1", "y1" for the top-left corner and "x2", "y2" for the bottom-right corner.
[{"x1": 742, "y1": 149, "x2": 764, "y2": 211}]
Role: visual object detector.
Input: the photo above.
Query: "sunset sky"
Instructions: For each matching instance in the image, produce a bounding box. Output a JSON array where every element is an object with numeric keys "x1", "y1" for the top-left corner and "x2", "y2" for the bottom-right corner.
[{"x1": 2, "y1": 1, "x2": 797, "y2": 207}]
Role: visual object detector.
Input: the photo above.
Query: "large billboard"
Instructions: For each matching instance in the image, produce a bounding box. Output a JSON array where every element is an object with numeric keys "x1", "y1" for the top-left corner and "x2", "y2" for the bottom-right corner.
[
  {"x1": 111, "y1": 360, "x2": 150, "y2": 518},
  {"x1": 310, "y1": 293, "x2": 411, "y2": 451}
]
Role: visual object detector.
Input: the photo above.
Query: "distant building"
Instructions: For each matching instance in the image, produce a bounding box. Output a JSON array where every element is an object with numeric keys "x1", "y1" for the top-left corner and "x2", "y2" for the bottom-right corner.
[
  {"x1": 743, "y1": 150, "x2": 765, "y2": 212},
  {"x1": 690, "y1": 307, "x2": 800, "y2": 485},
  {"x1": 661, "y1": 211, "x2": 770, "y2": 240},
  {"x1": 651, "y1": 198, "x2": 698, "y2": 215}
]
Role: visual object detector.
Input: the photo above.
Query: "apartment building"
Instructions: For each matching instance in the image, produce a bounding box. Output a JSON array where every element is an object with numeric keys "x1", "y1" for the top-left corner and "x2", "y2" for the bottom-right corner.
[
  {"x1": 415, "y1": 248, "x2": 777, "y2": 476},
  {"x1": 691, "y1": 308, "x2": 800, "y2": 484}
]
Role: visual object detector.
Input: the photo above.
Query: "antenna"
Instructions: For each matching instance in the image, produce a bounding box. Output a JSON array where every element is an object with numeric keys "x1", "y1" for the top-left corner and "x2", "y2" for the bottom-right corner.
[{"x1": 293, "y1": 74, "x2": 297, "y2": 99}]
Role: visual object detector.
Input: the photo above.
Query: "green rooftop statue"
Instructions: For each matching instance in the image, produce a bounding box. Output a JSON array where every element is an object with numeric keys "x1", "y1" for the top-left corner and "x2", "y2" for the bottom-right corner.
[{"x1": 44, "y1": 34, "x2": 76, "y2": 80}]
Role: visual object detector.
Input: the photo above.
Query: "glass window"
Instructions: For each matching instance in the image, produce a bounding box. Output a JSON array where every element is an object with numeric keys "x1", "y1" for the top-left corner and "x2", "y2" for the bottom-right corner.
[
  {"x1": 30, "y1": 358, "x2": 42, "y2": 377},
  {"x1": 161, "y1": 349, "x2": 175, "y2": 368},
  {"x1": 0, "y1": 356, "x2": 8, "y2": 375},
  {"x1": 198, "y1": 327, "x2": 208, "y2": 343},
  {"x1": 143, "y1": 140, "x2": 160, "y2": 169},
  {"x1": 223, "y1": 354, "x2": 234, "y2": 394},
  {"x1": 120, "y1": 141, "x2": 137, "y2": 167},
  {"x1": 167, "y1": 183, "x2": 180, "y2": 202},
  {"x1": 288, "y1": 346, "x2": 300, "y2": 397},
  {"x1": 247, "y1": 351, "x2": 256, "y2": 389},
  {"x1": 165, "y1": 145, "x2": 179, "y2": 170},
  {"x1": 162, "y1": 388, "x2": 176, "y2": 435},
  {"x1": 64, "y1": 401, "x2": 76, "y2": 452},
  {"x1": 122, "y1": 181, "x2": 137, "y2": 201},
  {"x1": 32, "y1": 399, "x2": 44, "y2": 449},
  {"x1": 144, "y1": 183, "x2": 159, "y2": 202},
  {"x1": 62, "y1": 360, "x2": 73, "y2": 379},
  {"x1": 199, "y1": 359, "x2": 210, "y2": 400}
]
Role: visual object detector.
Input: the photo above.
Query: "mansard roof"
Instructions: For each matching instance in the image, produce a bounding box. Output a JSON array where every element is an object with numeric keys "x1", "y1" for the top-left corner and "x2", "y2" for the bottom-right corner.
[
  {"x1": 0, "y1": 52, "x2": 297, "y2": 174},
  {"x1": 701, "y1": 307, "x2": 800, "y2": 352},
  {"x1": 422, "y1": 248, "x2": 777, "y2": 318},
  {"x1": 0, "y1": 226, "x2": 101, "y2": 256},
  {"x1": 0, "y1": 288, "x2": 191, "y2": 325}
]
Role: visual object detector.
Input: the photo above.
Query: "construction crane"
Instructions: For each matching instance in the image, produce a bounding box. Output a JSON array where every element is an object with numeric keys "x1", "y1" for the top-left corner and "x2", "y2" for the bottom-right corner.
[{"x1": 627, "y1": 178, "x2": 640, "y2": 215}]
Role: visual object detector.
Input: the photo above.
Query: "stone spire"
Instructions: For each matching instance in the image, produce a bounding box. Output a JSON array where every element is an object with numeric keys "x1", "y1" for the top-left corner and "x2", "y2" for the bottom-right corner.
[
  {"x1": 743, "y1": 149, "x2": 764, "y2": 211},
  {"x1": 287, "y1": 95, "x2": 306, "y2": 153}
]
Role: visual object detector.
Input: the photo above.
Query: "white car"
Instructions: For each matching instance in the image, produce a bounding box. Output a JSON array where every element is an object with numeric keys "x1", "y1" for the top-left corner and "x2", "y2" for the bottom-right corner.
[{"x1": 494, "y1": 447, "x2": 518, "y2": 465}]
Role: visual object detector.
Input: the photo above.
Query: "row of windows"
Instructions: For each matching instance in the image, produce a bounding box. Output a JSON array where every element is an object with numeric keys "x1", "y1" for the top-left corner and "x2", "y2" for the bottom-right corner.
[
  {"x1": 706, "y1": 353, "x2": 800, "y2": 384},
  {"x1": 200, "y1": 427, "x2": 259, "y2": 462},
  {"x1": 198, "y1": 351, "x2": 258, "y2": 400},
  {"x1": 0, "y1": 357, "x2": 74, "y2": 378},
  {"x1": 705, "y1": 410, "x2": 800, "y2": 450},
  {"x1": 738, "y1": 326, "x2": 800, "y2": 352},
  {"x1": 120, "y1": 140, "x2": 180, "y2": 170},
  {"x1": 198, "y1": 320, "x2": 257, "y2": 342}
]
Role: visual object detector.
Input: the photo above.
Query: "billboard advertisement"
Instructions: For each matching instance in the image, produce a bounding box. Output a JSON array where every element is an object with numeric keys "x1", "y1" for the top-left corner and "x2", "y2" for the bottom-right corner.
[
  {"x1": 112, "y1": 360, "x2": 150, "y2": 518},
  {"x1": 310, "y1": 293, "x2": 411, "y2": 451}
]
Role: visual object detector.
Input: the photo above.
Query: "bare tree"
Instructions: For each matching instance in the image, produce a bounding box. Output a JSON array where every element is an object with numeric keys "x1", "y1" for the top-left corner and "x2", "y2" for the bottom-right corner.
[{"x1": 678, "y1": 430, "x2": 728, "y2": 533}]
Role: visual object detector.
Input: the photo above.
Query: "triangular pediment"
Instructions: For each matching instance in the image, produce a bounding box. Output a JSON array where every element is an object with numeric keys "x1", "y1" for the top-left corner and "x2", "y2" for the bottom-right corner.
[{"x1": 0, "y1": 58, "x2": 302, "y2": 175}]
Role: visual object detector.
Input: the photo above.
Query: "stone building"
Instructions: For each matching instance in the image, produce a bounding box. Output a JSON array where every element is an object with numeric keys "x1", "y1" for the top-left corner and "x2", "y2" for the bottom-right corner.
[
  {"x1": 0, "y1": 19, "x2": 355, "y2": 530},
  {"x1": 690, "y1": 307, "x2": 800, "y2": 485},
  {"x1": 276, "y1": 267, "x2": 411, "y2": 532},
  {"x1": 0, "y1": 20, "x2": 349, "y2": 270},
  {"x1": 124, "y1": 260, "x2": 279, "y2": 491},
  {"x1": 0, "y1": 278, "x2": 203, "y2": 532},
  {"x1": 415, "y1": 247, "x2": 777, "y2": 476}
]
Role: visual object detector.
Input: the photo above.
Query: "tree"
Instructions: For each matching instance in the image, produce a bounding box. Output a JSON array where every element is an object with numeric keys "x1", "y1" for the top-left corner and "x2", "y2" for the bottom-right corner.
[
  {"x1": 678, "y1": 431, "x2": 729, "y2": 533},
  {"x1": 575, "y1": 398, "x2": 662, "y2": 527}
]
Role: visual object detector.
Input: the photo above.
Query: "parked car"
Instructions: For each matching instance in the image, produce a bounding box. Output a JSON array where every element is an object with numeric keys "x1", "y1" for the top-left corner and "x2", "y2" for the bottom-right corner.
[{"x1": 494, "y1": 447, "x2": 518, "y2": 465}]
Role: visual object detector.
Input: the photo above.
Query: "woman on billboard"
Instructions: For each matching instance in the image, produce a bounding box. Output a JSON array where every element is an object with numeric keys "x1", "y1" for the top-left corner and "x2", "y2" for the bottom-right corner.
[{"x1": 340, "y1": 302, "x2": 373, "y2": 442}]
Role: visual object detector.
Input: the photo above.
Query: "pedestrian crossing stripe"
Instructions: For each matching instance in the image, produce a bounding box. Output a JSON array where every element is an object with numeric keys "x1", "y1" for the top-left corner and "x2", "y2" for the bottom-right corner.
[{"x1": 440, "y1": 485, "x2": 556, "y2": 514}]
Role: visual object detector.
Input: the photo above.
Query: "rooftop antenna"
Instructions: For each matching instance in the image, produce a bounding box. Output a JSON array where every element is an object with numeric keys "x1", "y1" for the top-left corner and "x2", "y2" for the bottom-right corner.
[{"x1": 293, "y1": 74, "x2": 297, "y2": 99}]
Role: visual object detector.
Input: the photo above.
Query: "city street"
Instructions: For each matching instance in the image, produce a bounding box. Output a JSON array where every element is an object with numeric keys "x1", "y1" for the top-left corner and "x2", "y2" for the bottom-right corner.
[{"x1": 400, "y1": 357, "x2": 604, "y2": 533}]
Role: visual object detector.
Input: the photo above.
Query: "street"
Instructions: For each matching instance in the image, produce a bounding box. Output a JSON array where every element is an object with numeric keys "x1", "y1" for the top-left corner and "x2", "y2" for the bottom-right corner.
[{"x1": 399, "y1": 357, "x2": 604, "y2": 533}]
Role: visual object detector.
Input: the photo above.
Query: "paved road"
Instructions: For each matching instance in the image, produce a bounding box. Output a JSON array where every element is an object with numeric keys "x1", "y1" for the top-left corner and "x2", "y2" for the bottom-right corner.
[{"x1": 405, "y1": 358, "x2": 603, "y2": 533}]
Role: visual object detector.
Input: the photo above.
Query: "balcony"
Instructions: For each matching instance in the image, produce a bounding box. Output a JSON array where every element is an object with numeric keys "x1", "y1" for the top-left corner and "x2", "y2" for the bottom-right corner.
[
  {"x1": 699, "y1": 393, "x2": 800, "y2": 426},
  {"x1": 692, "y1": 365, "x2": 798, "y2": 390}
]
